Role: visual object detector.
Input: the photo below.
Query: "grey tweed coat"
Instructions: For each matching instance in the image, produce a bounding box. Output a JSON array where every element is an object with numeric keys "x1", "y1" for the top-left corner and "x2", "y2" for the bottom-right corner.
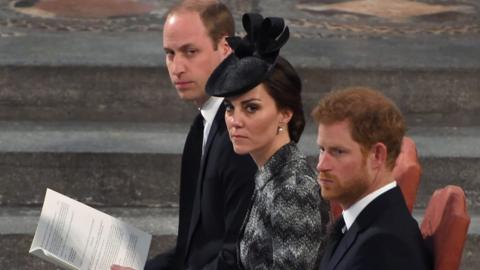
[{"x1": 239, "y1": 142, "x2": 330, "y2": 270}]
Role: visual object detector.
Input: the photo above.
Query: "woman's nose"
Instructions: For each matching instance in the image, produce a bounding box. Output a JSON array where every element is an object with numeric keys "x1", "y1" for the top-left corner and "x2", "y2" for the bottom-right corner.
[{"x1": 227, "y1": 111, "x2": 243, "y2": 128}]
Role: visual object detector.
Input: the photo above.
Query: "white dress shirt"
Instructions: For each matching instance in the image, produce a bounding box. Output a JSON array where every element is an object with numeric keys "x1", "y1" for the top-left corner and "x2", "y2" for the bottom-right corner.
[
  {"x1": 343, "y1": 181, "x2": 397, "y2": 231},
  {"x1": 199, "y1": 96, "x2": 224, "y2": 155}
]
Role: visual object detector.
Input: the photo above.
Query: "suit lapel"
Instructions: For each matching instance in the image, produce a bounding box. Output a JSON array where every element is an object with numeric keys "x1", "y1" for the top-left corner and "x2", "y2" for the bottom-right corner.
[
  {"x1": 325, "y1": 186, "x2": 403, "y2": 270},
  {"x1": 184, "y1": 106, "x2": 225, "y2": 259},
  {"x1": 326, "y1": 223, "x2": 360, "y2": 270}
]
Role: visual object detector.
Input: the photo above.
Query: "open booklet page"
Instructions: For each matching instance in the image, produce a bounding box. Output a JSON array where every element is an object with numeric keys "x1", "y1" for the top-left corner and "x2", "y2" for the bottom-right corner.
[{"x1": 30, "y1": 188, "x2": 152, "y2": 270}]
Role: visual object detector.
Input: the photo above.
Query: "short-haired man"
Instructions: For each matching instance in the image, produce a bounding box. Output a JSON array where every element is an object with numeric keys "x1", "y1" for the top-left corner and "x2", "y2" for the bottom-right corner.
[
  {"x1": 312, "y1": 87, "x2": 431, "y2": 270},
  {"x1": 112, "y1": 1, "x2": 256, "y2": 270}
]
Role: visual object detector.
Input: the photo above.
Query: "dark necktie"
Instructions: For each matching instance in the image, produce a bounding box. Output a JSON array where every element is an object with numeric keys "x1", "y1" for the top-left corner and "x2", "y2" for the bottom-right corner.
[
  {"x1": 187, "y1": 113, "x2": 205, "y2": 166},
  {"x1": 323, "y1": 215, "x2": 346, "y2": 262},
  {"x1": 334, "y1": 215, "x2": 346, "y2": 237}
]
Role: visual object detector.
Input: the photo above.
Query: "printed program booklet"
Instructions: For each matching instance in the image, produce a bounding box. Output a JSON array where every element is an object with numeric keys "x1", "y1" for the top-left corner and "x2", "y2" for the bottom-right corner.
[{"x1": 29, "y1": 188, "x2": 152, "y2": 270}]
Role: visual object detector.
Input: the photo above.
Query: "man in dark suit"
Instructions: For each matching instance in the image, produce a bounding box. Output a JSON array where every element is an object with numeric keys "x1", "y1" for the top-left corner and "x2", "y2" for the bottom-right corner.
[
  {"x1": 112, "y1": 1, "x2": 256, "y2": 270},
  {"x1": 311, "y1": 87, "x2": 431, "y2": 270}
]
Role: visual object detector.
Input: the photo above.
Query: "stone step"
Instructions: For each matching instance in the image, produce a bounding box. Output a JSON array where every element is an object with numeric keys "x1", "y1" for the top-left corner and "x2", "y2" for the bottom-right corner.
[
  {"x1": 0, "y1": 234, "x2": 176, "y2": 270},
  {"x1": 0, "y1": 121, "x2": 479, "y2": 213},
  {"x1": 0, "y1": 121, "x2": 187, "y2": 207},
  {"x1": 0, "y1": 207, "x2": 478, "y2": 269},
  {"x1": 0, "y1": 206, "x2": 178, "y2": 269},
  {"x1": 0, "y1": 207, "x2": 178, "y2": 236},
  {"x1": 0, "y1": 32, "x2": 479, "y2": 126}
]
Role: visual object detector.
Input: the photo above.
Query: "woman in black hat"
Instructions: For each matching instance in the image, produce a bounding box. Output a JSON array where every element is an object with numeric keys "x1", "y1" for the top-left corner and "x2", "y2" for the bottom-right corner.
[{"x1": 206, "y1": 13, "x2": 330, "y2": 269}]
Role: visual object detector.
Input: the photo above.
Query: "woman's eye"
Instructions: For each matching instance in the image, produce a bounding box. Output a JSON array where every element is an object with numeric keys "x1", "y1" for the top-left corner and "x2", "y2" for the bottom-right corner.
[
  {"x1": 245, "y1": 105, "x2": 258, "y2": 113},
  {"x1": 224, "y1": 103, "x2": 233, "y2": 112}
]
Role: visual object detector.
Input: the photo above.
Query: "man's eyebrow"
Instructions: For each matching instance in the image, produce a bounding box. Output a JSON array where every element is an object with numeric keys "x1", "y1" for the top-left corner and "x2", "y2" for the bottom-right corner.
[
  {"x1": 179, "y1": 43, "x2": 196, "y2": 51},
  {"x1": 316, "y1": 143, "x2": 346, "y2": 150},
  {"x1": 163, "y1": 43, "x2": 195, "y2": 52}
]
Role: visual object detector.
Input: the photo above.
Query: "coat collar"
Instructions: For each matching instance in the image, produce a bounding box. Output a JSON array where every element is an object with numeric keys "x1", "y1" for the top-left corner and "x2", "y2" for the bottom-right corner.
[
  {"x1": 326, "y1": 186, "x2": 404, "y2": 270},
  {"x1": 343, "y1": 181, "x2": 396, "y2": 230},
  {"x1": 255, "y1": 141, "x2": 302, "y2": 190}
]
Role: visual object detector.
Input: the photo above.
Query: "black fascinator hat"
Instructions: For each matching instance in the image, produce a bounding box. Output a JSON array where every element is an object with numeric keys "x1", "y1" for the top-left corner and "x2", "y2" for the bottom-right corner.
[{"x1": 206, "y1": 13, "x2": 289, "y2": 97}]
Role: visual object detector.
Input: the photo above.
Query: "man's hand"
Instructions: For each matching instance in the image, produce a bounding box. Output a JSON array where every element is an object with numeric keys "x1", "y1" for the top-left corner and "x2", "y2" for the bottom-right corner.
[{"x1": 110, "y1": 264, "x2": 135, "y2": 270}]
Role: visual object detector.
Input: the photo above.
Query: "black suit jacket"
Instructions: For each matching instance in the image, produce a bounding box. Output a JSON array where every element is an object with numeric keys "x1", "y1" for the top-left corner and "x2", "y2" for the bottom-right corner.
[
  {"x1": 146, "y1": 105, "x2": 256, "y2": 270},
  {"x1": 320, "y1": 186, "x2": 432, "y2": 270}
]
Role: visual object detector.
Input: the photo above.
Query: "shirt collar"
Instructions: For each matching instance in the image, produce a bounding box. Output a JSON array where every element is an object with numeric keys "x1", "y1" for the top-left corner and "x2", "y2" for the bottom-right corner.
[
  {"x1": 343, "y1": 181, "x2": 397, "y2": 230},
  {"x1": 200, "y1": 96, "x2": 223, "y2": 124}
]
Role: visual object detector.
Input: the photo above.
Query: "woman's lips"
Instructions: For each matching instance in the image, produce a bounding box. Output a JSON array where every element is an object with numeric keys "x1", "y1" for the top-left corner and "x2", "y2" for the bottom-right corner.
[{"x1": 230, "y1": 134, "x2": 248, "y2": 142}]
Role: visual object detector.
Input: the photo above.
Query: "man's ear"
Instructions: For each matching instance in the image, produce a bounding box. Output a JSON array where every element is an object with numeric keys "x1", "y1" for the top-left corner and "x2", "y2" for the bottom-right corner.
[
  {"x1": 369, "y1": 142, "x2": 388, "y2": 170},
  {"x1": 219, "y1": 36, "x2": 232, "y2": 57}
]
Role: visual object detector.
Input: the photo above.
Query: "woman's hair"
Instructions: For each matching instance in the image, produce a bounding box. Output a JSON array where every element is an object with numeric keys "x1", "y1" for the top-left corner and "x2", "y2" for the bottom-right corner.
[
  {"x1": 167, "y1": 0, "x2": 235, "y2": 49},
  {"x1": 263, "y1": 56, "x2": 305, "y2": 143},
  {"x1": 311, "y1": 87, "x2": 406, "y2": 169}
]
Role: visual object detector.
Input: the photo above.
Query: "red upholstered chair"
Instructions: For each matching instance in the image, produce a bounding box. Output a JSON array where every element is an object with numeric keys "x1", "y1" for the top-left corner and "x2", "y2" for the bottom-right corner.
[
  {"x1": 420, "y1": 185, "x2": 470, "y2": 270},
  {"x1": 392, "y1": 136, "x2": 422, "y2": 212},
  {"x1": 330, "y1": 136, "x2": 422, "y2": 218}
]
